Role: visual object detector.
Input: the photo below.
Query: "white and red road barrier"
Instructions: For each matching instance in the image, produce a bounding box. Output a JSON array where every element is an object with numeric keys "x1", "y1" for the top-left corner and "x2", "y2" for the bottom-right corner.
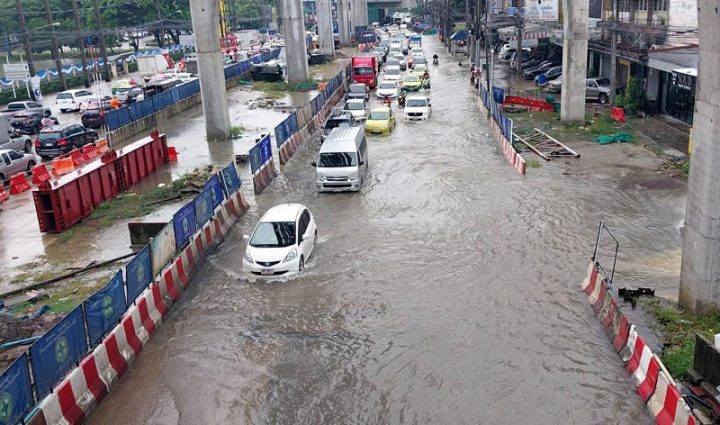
[
  {"x1": 580, "y1": 262, "x2": 699, "y2": 425},
  {"x1": 252, "y1": 157, "x2": 277, "y2": 195},
  {"x1": 25, "y1": 191, "x2": 250, "y2": 425},
  {"x1": 279, "y1": 133, "x2": 303, "y2": 165},
  {"x1": 492, "y1": 118, "x2": 526, "y2": 175}
]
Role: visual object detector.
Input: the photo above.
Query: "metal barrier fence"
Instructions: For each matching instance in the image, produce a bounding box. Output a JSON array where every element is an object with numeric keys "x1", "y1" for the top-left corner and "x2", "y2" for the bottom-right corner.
[
  {"x1": 105, "y1": 49, "x2": 281, "y2": 131},
  {"x1": 479, "y1": 85, "x2": 514, "y2": 141},
  {"x1": 0, "y1": 161, "x2": 241, "y2": 425}
]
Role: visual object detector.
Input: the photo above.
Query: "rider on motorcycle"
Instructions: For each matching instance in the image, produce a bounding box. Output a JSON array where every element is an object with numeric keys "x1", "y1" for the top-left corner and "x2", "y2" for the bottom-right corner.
[{"x1": 433, "y1": 54, "x2": 439, "y2": 65}]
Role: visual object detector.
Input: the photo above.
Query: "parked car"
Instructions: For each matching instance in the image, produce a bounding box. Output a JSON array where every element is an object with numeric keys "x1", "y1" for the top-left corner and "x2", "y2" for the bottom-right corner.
[
  {"x1": 56, "y1": 89, "x2": 94, "y2": 112},
  {"x1": 242, "y1": 203, "x2": 318, "y2": 277},
  {"x1": 35, "y1": 124, "x2": 98, "y2": 159},
  {"x1": 0, "y1": 149, "x2": 36, "y2": 183},
  {"x1": 0, "y1": 101, "x2": 51, "y2": 117},
  {"x1": 586, "y1": 78, "x2": 612, "y2": 104},
  {"x1": 1, "y1": 129, "x2": 33, "y2": 153},
  {"x1": 404, "y1": 95, "x2": 431, "y2": 120},
  {"x1": 10, "y1": 111, "x2": 57, "y2": 135},
  {"x1": 523, "y1": 62, "x2": 556, "y2": 80},
  {"x1": 535, "y1": 66, "x2": 562, "y2": 86},
  {"x1": 81, "y1": 109, "x2": 106, "y2": 129},
  {"x1": 547, "y1": 76, "x2": 563, "y2": 93},
  {"x1": 345, "y1": 83, "x2": 370, "y2": 102}
]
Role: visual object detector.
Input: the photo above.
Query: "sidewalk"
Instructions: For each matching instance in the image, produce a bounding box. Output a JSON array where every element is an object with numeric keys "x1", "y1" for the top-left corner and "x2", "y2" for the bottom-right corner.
[{"x1": 626, "y1": 115, "x2": 691, "y2": 156}]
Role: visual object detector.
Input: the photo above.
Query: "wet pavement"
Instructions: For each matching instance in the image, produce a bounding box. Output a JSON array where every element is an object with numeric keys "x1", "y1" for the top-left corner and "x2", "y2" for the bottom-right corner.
[{"x1": 80, "y1": 36, "x2": 691, "y2": 424}]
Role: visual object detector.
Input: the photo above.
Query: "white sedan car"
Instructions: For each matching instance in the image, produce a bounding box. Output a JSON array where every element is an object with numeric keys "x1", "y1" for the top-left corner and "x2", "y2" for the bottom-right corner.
[
  {"x1": 243, "y1": 204, "x2": 318, "y2": 278},
  {"x1": 376, "y1": 80, "x2": 400, "y2": 99},
  {"x1": 383, "y1": 65, "x2": 402, "y2": 82},
  {"x1": 342, "y1": 99, "x2": 368, "y2": 122},
  {"x1": 404, "y1": 95, "x2": 431, "y2": 120}
]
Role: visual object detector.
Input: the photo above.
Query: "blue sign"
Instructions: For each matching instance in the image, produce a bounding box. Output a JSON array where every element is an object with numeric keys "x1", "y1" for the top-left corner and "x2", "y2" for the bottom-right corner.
[
  {"x1": 84, "y1": 270, "x2": 126, "y2": 346},
  {"x1": 0, "y1": 354, "x2": 34, "y2": 425},
  {"x1": 492, "y1": 86, "x2": 505, "y2": 104},
  {"x1": 249, "y1": 135, "x2": 272, "y2": 174},
  {"x1": 173, "y1": 202, "x2": 197, "y2": 250},
  {"x1": 248, "y1": 143, "x2": 262, "y2": 174},
  {"x1": 126, "y1": 244, "x2": 152, "y2": 304},
  {"x1": 204, "y1": 174, "x2": 225, "y2": 210},
  {"x1": 30, "y1": 307, "x2": 88, "y2": 398},
  {"x1": 194, "y1": 186, "x2": 215, "y2": 227},
  {"x1": 220, "y1": 162, "x2": 241, "y2": 195},
  {"x1": 259, "y1": 135, "x2": 272, "y2": 164}
]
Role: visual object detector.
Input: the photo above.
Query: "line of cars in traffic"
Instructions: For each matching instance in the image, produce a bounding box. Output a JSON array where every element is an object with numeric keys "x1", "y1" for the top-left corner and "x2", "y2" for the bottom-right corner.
[{"x1": 241, "y1": 24, "x2": 429, "y2": 279}]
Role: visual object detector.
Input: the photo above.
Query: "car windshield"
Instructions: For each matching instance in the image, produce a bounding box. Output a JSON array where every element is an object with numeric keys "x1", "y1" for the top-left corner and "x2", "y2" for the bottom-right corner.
[
  {"x1": 385, "y1": 68, "x2": 400, "y2": 75},
  {"x1": 325, "y1": 119, "x2": 351, "y2": 130},
  {"x1": 404, "y1": 76, "x2": 419, "y2": 82},
  {"x1": 379, "y1": 82, "x2": 396, "y2": 89},
  {"x1": 318, "y1": 152, "x2": 358, "y2": 167},
  {"x1": 345, "y1": 102, "x2": 364, "y2": 111},
  {"x1": 406, "y1": 99, "x2": 427, "y2": 107},
  {"x1": 250, "y1": 222, "x2": 296, "y2": 248},
  {"x1": 414, "y1": 65, "x2": 426, "y2": 72},
  {"x1": 38, "y1": 131, "x2": 61, "y2": 141},
  {"x1": 349, "y1": 85, "x2": 365, "y2": 93},
  {"x1": 7, "y1": 103, "x2": 24, "y2": 110},
  {"x1": 415, "y1": 58, "x2": 427, "y2": 64},
  {"x1": 369, "y1": 110, "x2": 389, "y2": 120},
  {"x1": 57, "y1": 93, "x2": 72, "y2": 100},
  {"x1": 354, "y1": 67, "x2": 374, "y2": 76}
]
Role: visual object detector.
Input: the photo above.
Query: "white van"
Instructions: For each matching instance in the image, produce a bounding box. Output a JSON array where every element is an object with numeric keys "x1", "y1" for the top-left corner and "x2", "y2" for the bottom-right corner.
[
  {"x1": 56, "y1": 89, "x2": 94, "y2": 112},
  {"x1": 313, "y1": 126, "x2": 368, "y2": 192}
]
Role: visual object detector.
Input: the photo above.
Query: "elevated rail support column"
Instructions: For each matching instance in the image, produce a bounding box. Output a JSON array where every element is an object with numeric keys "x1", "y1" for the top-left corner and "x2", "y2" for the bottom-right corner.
[
  {"x1": 189, "y1": 0, "x2": 231, "y2": 140},
  {"x1": 281, "y1": 0, "x2": 310, "y2": 86},
  {"x1": 316, "y1": 0, "x2": 335, "y2": 56},
  {"x1": 560, "y1": 0, "x2": 589, "y2": 122},
  {"x1": 679, "y1": 0, "x2": 720, "y2": 313}
]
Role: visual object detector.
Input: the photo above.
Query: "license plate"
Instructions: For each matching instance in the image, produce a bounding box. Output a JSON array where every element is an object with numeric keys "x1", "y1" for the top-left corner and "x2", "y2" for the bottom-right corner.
[
  {"x1": 45, "y1": 143, "x2": 53, "y2": 147},
  {"x1": 261, "y1": 268, "x2": 274, "y2": 275}
]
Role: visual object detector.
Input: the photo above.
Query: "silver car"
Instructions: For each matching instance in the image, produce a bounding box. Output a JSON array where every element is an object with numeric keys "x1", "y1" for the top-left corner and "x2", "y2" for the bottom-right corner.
[
  {"x1": 0, "y1": 149, "x2": 37, "y2": 183},
  {"x1": 1, "y1": 130, "x2": 33, "y2": 153}
]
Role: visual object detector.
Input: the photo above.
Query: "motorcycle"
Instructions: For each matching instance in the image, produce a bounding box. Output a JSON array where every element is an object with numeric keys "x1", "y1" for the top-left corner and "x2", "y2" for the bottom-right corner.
[{"x1": 433, "y1": 56, "x2": 439, "y2": 65}]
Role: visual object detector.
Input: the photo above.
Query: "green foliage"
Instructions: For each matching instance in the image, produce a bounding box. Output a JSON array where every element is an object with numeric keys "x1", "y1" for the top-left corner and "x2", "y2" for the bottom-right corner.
[
  {"x1": 229, "y1": 125, "x2": 246, "y2": 139},
  {"x1": 682, "y1": 161, "x2": 690, "y2": 176},
  {"x1": 0, "y1": 75, "x2": 90, "y2": 104},
  {"x1": 623, "y1": 77, "x2": 646, "y2": 116}
]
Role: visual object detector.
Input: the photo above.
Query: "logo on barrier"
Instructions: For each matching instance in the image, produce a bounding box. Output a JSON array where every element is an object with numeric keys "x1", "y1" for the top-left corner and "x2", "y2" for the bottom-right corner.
[
  {"x1": 136, "y1": 264, "x2": 146, "y2": 286},
  {"x1": 55, "y1": 336, "x2": 69, "y2": 364},
  {"x1": 182, "y1": 216, "x2": 190, "y2": 234},
  {"x1": 198, "y1": 200, "x2": 208, "y2": 221},
  {"x1": 0, "y1": 392, "x2": 12, "y2": 423},
  {"x1": 102, "y1": 295, "x2": 113, "y2": 319}
]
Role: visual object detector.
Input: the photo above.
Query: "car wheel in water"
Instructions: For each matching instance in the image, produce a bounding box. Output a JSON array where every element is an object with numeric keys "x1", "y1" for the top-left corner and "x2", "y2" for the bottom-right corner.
[
  {"x1": 24, "y1": 141, "x2": 32, "y2": 153},
  {"x1": 26, "y1": 160, "x2": 36, "y2": 173},
  {"x1": 299, "y1": 256, "x2": 305, "y2": 272},
  {"x1": 599, "y1": 93, "x2": 608, "y2": 104}
]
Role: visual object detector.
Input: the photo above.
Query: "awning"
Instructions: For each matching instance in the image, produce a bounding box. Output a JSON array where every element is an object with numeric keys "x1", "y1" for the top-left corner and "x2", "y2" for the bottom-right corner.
[{"x1": 450, "y1": 31, "x2": 467, "y2": 41}]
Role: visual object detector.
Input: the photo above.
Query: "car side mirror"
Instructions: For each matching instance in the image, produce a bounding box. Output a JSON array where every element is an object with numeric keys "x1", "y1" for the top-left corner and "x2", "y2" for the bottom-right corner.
[{"x1": 311, "y1": 161, "x2": 317, "y2": 167}]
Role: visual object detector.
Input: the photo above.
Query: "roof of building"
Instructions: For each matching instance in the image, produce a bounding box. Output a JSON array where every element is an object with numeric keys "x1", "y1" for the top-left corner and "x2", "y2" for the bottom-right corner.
[{"x1": 648, "y1": 45, "x2": 698, "y2": 73}]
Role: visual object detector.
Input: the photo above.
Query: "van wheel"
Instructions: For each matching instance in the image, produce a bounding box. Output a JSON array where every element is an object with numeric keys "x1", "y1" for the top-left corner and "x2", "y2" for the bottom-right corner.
[
  {"x1": 599, "y1": 93, "x2": 609, "y2": 104},
  {"x1": 299, "y1": 256, "x2": 305, "y2": 272}
]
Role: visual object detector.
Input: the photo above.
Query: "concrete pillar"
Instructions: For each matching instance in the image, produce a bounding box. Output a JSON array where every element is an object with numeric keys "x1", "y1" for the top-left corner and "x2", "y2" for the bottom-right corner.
[
  {"x1": 679, "y1": 0, "x2": 720, "y2": 313},
  {"x1": 316, "y1": 0, "x2": 335, "y2": 56},
  {"x1": 560, "y1": 0, "x2": 589, "y2": 122},
  {"x1": 354, "y1": 0, "x2": 369, "y2": 28},
  {"x1": 281, "y1": 0, "x2": 310, "y2": 86},
  {"x1": 337, "y1": 0, "x2": 350, "y2": 44},
  {"x1": 189, "y1": 0, "x2": 230, "y2": 140}
]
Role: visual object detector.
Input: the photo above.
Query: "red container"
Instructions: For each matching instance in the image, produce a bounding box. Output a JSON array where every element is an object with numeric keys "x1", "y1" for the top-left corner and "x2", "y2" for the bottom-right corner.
[{"x1": 33, "y1": 133, "x2": 168, "y2": 233}]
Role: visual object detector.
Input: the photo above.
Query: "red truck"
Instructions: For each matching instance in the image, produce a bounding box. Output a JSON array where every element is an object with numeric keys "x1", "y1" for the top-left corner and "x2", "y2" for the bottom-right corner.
[{"x1": 351, "y1": 56, "x2": 378, "y2": 88}]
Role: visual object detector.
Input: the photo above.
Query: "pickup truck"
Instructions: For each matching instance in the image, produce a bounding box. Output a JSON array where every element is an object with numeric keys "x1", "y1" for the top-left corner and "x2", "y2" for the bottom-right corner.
[{"x1": 0, "y1": 101, "x2": 51, "y2": 118}]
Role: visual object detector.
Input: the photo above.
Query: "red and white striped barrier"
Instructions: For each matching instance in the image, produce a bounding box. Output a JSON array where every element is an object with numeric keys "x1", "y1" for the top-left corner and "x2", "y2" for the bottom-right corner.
[
  {"x1": 252, "y1": 158, "x2": 277, "y2": 195},
  {"x1": 579, "y1": 262, "x2": 700, "y2": 424}
]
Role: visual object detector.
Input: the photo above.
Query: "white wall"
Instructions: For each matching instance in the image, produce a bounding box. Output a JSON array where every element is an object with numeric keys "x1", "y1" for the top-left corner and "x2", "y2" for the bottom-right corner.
[{"x1": 668, "y1": 0, "x2": 698, "y2": 29}]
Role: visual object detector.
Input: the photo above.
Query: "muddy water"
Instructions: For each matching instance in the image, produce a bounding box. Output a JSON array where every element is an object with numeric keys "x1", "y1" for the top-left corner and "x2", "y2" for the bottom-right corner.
[{"x1": 88, "y1": 37, "x2": 686, "y2": 424}]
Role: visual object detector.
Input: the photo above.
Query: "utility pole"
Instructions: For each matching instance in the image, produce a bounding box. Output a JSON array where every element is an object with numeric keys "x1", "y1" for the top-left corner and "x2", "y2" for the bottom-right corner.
[
  {"x1": 15, "y1": 0, "x2": 35, "y2": 77},
  {"x1": 678, "y1": 0, "x2": 720, "y2": 313},
  {"x1": 515, "y1": 12, "x2": 523, "y2": 75},
  {"x1": 485, "y1": 0, "x2": 492, "y2": 93},
  {"x1": 42, "y1": 0, "x2": 67, "y2": 90},
  {"x1": 93, "y1": 0, "x2": 111, "y2": 82},
  {"x1": 609, "y1": 0, "x2": 618, "y2": 105},
  {"x1": 71, "y1": 0, "x2": 91, "y2": 88}
]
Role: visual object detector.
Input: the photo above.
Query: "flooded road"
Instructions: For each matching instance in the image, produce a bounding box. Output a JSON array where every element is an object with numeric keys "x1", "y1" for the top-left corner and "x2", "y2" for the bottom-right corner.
[{"x1": 88, "y1": 36, "x2": 685, "y2": 424}]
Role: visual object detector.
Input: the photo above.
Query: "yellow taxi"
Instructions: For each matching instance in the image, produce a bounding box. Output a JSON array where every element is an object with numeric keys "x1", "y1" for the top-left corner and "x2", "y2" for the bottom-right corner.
[
  {"x1": 401, "y1": 75, "x2": 422, "y2": 92},
  {"x1": 365, "y1": 107, "x2": 396, "y2": 135},
  {"x1": 411, "y1": 64, "x2": 429, "y2": 79}
]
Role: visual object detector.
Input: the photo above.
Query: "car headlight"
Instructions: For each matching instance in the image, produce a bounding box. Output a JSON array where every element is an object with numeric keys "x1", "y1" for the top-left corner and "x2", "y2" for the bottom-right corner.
[
  {"x1": 283, "y1": 248, "x2": 297, "y2": 263},
  {"x1": 243, "y1": 252, "x2": 253, "y2": 263}
]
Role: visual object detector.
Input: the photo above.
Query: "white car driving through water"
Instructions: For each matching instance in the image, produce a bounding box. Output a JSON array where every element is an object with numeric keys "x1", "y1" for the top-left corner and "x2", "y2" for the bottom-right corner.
[
  {"x1": 404, "y1": 95, "x2": 431, "y2": 120},
  {"x1": 243, "y1": 204, "x2": 318, "y2": 278}
]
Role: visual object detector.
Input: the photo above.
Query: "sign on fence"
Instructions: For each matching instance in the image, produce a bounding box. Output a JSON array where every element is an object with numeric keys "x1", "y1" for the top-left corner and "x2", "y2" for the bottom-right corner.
[
  {"x1": 194, "y1": 185, "x2": 215, "y2": 227},
  {"x1": 30, "y1": 307, "x2": 87, "y2": 398},
  {"x1": 0, "y1": 354, "x2": 34, "y2": 425},
  {"x1": 220, "y1": 162, "x2": 241, "y2": 195},
  {"x1": 173, "y1": 202, "x2": 197, "y2": 250},
  {"x1": 126, "y1": 244, "x2": 152, "y2": 303},
  {"x1": 249, "y1": 135, "x2": 272, "y2": 174},
  {"x1": 84, "y1": 270, "x2": 126, "y2": 346},
  {"x1": 150, "y1": 222, "x2": 177, "y2": 277},
  {"x1": 274, "y1": 113, "x2": 298, "y2": 148},
  {"x1": 204, "y1": 174, "x2": 225, "y2": 211}
]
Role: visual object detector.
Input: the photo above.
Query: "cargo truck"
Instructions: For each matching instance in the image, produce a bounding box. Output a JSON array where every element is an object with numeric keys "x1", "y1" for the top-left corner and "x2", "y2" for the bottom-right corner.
[{"x1": 351, "y1": 56, "x2": 378, "y2": 88}]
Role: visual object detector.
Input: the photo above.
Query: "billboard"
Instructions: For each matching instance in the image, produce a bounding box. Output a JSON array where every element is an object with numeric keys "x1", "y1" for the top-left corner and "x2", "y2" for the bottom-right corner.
[{"x1": 525, "y1": 0, "x2": 559, "y2": 21}]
